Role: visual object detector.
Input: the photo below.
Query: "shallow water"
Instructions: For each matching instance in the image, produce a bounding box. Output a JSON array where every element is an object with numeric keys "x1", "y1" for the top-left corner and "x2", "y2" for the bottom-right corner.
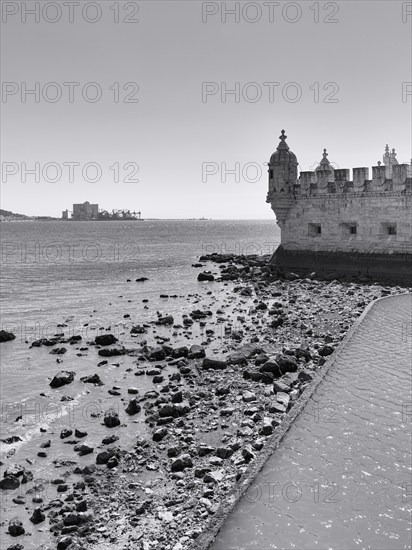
[
  {"x1": 1, "y1": 219, "x2": 279, "y2": 412},
  {"x1": 212, "y1": 293, "x2": 412, "y2": 549}
]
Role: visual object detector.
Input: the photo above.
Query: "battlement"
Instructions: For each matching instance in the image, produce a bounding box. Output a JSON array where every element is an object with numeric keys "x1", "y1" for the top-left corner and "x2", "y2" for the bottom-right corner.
[{"x1": 294, "y1": 163, "x2": 412, "y2": 196}]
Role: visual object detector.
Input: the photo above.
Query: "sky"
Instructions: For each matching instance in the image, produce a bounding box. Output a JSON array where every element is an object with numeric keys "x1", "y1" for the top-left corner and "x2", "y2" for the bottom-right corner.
[{"x1": 1, "y1": 0, "x2": 411, "y2": 218}]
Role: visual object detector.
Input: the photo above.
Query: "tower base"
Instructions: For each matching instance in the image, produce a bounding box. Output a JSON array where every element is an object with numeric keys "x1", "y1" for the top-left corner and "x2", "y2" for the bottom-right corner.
[{"x1": 269, "y1": 245, "x2": 411, "y2": 284}]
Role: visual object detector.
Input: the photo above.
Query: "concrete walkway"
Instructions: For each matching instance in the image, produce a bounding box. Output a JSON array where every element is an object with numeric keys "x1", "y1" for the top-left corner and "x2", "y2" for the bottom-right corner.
[{"x1": 207, "y1": 293, "x2": 412, "y2": 550}]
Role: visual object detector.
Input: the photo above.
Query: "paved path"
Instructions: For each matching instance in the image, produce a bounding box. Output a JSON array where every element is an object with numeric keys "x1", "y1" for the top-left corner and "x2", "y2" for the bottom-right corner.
[{"x1": 211, "y1": 293, "x2": 412, "y2": 550}]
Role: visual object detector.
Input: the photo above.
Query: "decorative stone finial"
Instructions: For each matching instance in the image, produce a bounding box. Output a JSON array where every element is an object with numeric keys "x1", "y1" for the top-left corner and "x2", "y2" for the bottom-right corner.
[
  {"x1": 378, "y1": 161, "x2": 381, "y2": 166},
  {"x1": 385, "y1": 144, "x2": 389, "y2": 154},
  {"x1": 276, "y1": 129, "x2": 289, "y2": 151}
]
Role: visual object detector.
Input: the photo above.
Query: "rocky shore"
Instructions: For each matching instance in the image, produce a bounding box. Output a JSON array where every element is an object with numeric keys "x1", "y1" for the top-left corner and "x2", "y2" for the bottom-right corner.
[{"x1": 1, "y1": 253, "x2": 409, "y2": 550}]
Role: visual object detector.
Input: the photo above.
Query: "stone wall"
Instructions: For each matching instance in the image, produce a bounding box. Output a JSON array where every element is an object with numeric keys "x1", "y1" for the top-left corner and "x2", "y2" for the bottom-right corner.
[{"x1": 281, "y1": 192, "x2": 412, "y2": 254}]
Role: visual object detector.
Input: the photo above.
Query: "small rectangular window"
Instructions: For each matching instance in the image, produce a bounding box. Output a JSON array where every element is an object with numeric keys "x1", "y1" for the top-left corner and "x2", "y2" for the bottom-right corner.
[
  {"x1": 308, "y1": 223, "x2": 322, "y2": 237},
  {"x1": 381, "y1": 223, "x2": 397, "y2": 236},
  {"x1": 342, "y1": 222, "x2": 357, "y2": 236}
]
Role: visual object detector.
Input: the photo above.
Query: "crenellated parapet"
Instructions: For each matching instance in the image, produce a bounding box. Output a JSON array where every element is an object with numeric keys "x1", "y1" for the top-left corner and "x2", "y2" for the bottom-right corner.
[
  {"x1": 295, "y1": 162, "x2": 411, "y2": 196},
  {"x1": 291, "y1": 145, "x2": 412, "y2": 197}
]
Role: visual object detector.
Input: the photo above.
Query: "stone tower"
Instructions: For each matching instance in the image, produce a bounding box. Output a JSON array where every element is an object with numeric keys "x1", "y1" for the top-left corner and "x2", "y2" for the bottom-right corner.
[{"x1": 267, "y1": 130, "x2": 298, "y2": 226}]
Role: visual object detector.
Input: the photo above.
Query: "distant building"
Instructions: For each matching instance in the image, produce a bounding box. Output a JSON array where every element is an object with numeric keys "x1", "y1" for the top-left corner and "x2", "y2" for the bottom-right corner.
[
  {"x1": 267, "y1": 130, "x2": 412, "y2": 282},
  {"x1": 72, "y1": 201, "x2": 98, "y2": 221},
  {"x1": 62, "y1": 210, "x2": 69, "y2": 220}
]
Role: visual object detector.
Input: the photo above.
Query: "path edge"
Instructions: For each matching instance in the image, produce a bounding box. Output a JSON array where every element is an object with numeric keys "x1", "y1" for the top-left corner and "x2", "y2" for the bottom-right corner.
[{"x1": 192, "y1": 291, "x2": 411, "y2": 550}]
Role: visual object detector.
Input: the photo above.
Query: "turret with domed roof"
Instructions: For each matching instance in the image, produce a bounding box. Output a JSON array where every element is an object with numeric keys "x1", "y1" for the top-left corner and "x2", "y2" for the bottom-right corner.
[{"x1": 266, "y1": 129, "x2": 298, "y2": 226}]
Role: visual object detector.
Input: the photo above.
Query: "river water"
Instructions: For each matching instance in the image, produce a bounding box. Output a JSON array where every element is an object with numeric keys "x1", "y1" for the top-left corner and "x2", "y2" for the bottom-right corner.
[{"x1": 212, "y1": 293, "x2": 412, "y2": 550}]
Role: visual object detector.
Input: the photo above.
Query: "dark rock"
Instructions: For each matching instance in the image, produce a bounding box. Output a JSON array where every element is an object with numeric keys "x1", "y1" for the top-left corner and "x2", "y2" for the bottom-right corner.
[
  {"x1": 74, "y1": 429, "x2": 87, "y2": 438},
  {"x1": 215, "y1": 386, "x2": 230, "y2": 396},
  {"x1": 0, "y1": 476, "x2": 20, "y2": 490},
  {"x1": 197, "y1": 272, "x2": 215, "y2": 282},
  {"x1": 98, "y1": 347, "x2": 126, "y2": 357},
  {"x1": 195, "y1": 467, "x2": 212, "y2": 478},
  {"x1": 125, "y1": 398, "x2": 141, "y2": 416},
  {"x1": 188, "y1": 345, "x2": 206, "y2": 359},
  {"x1": 242, "y1": 446, "x2": 256, "y2": 463},
  {"x1": 130, "y1": 325, "x2": 147, "y2": 335},
  {"x1": 0, "y1": 330, "x2": 16, "y2": 343},
  {"x1": 318, "y1": 345, "x2": 334, "y2": 357},
  {"x1": 276, "y1": 354, "x2": 298, "y2": 373},
  {"x1": 171, "y1": 454, "x2": 193, "y2": 472},
  {"x1": 74, "y1": 444, "x2": 94, "y2": 456},
  {"x1": 50, "y1": 371, "x2": 75, "y2": 388},
  {"x1": 153, "y1": 427, "x2": 168, "y2": 442},
  {"x1": 57, "y1": 536, "x2": 73, "y2": 549},
  {"x1": 103, "y1": 409, "x2": 120, "y2": 428},
  {"x1": 197, "y1": 445, "x2": 215, "y2": 457},
  {"x1": 215, "y1": 447, "x2": 233, "y2": 459},
  {"x1": 80, "y1": 374, "x2": 103, "y2": 385},
  {"x1": 147, "y1": 347, "x2": 166, "y2": 361},
  {"x1": 8, "y1": 518, "x2": 25, "y2": 536},
  {"x1": 1, "y1": 435, "x2": 22, "y2": 444},
  {"x1": 167, "y1": 446, "x2": 180, "y2": 457},
  {"x1": 60, "y1": 429, "x2": 73, "y2": 439},
  {"x1": 155, "y1": 315, "x2": 174, "y2": 325},
  {"x1": 298, "y1": 370, "x2": 313, "y2": 382},
  {"x1": 260, "y1": 372, "x2": 275, "y2": 384},
  {"x1": 30, "y1": 507, "x2": 46, "y2": 524},
  {"x1": 96, "y1": 449, "x2": 116, "y2": 465},
  {"x1": 259, "y1": 419, "x2": 274, "y2": 436},
  {"x1": 50, "y1": 347, "x2": 67, "y2": 355},
  {"x1": 259, "y1": 359, "x2": 282, "y2": 377},
  {"x1": 202, "y1": 357, "x2": 227, "y2": 370},
  {"x1": 171, "y1": 391, "x2": 183, "y2": 403},
  {"x1": 95, "y1": 334, "x2": 117, "y2": 346},
  {"x1": 172, "y1": 346, "x2": 189, "y2": 358},
  {"x1": 102, "y1": 434, "x2": 119, "y2": 445}
]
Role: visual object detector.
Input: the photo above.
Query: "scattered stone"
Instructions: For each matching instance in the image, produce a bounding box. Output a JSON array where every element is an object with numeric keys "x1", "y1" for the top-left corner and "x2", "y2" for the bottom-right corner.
[
  {"x1": 103, "y1": 409, "x2": 120, "y2": 428},
  {"x1": 125, "y1": 398, "x2": 141, "y2": 415},
  {"x1": 318, "y1": 345, "x2": 334, "y2": 357},
  {"x1": 171, "y1": 454, "x2": 193, "y2": 472},
  {"x1": 202, "y1": 357, "x2": 227, "y2": 370},
  {"x1": 80, "y1": 373, "x2": 103, "y2": 385},
  {"x1": 0, "y1": 330, "x2": 16, "y2": 343},
  {"x1": 197, "y1": 272, "x2": 215, "y2": 282},
  {"x1": 30, "y1": 507, "x2": 46, "y2": 524},
  {"x1": 8, "y1": 518, "x2": 25, "y2": 536},
  {"x1": 0, "y1": 476, "x2": 20, "y2": 490},
  {"x1": 50, "y1": 371, "x2": 75, "y2": 388},
  {"x1": 95, "y1": 334, "x2": 118, "y2": 346}
]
